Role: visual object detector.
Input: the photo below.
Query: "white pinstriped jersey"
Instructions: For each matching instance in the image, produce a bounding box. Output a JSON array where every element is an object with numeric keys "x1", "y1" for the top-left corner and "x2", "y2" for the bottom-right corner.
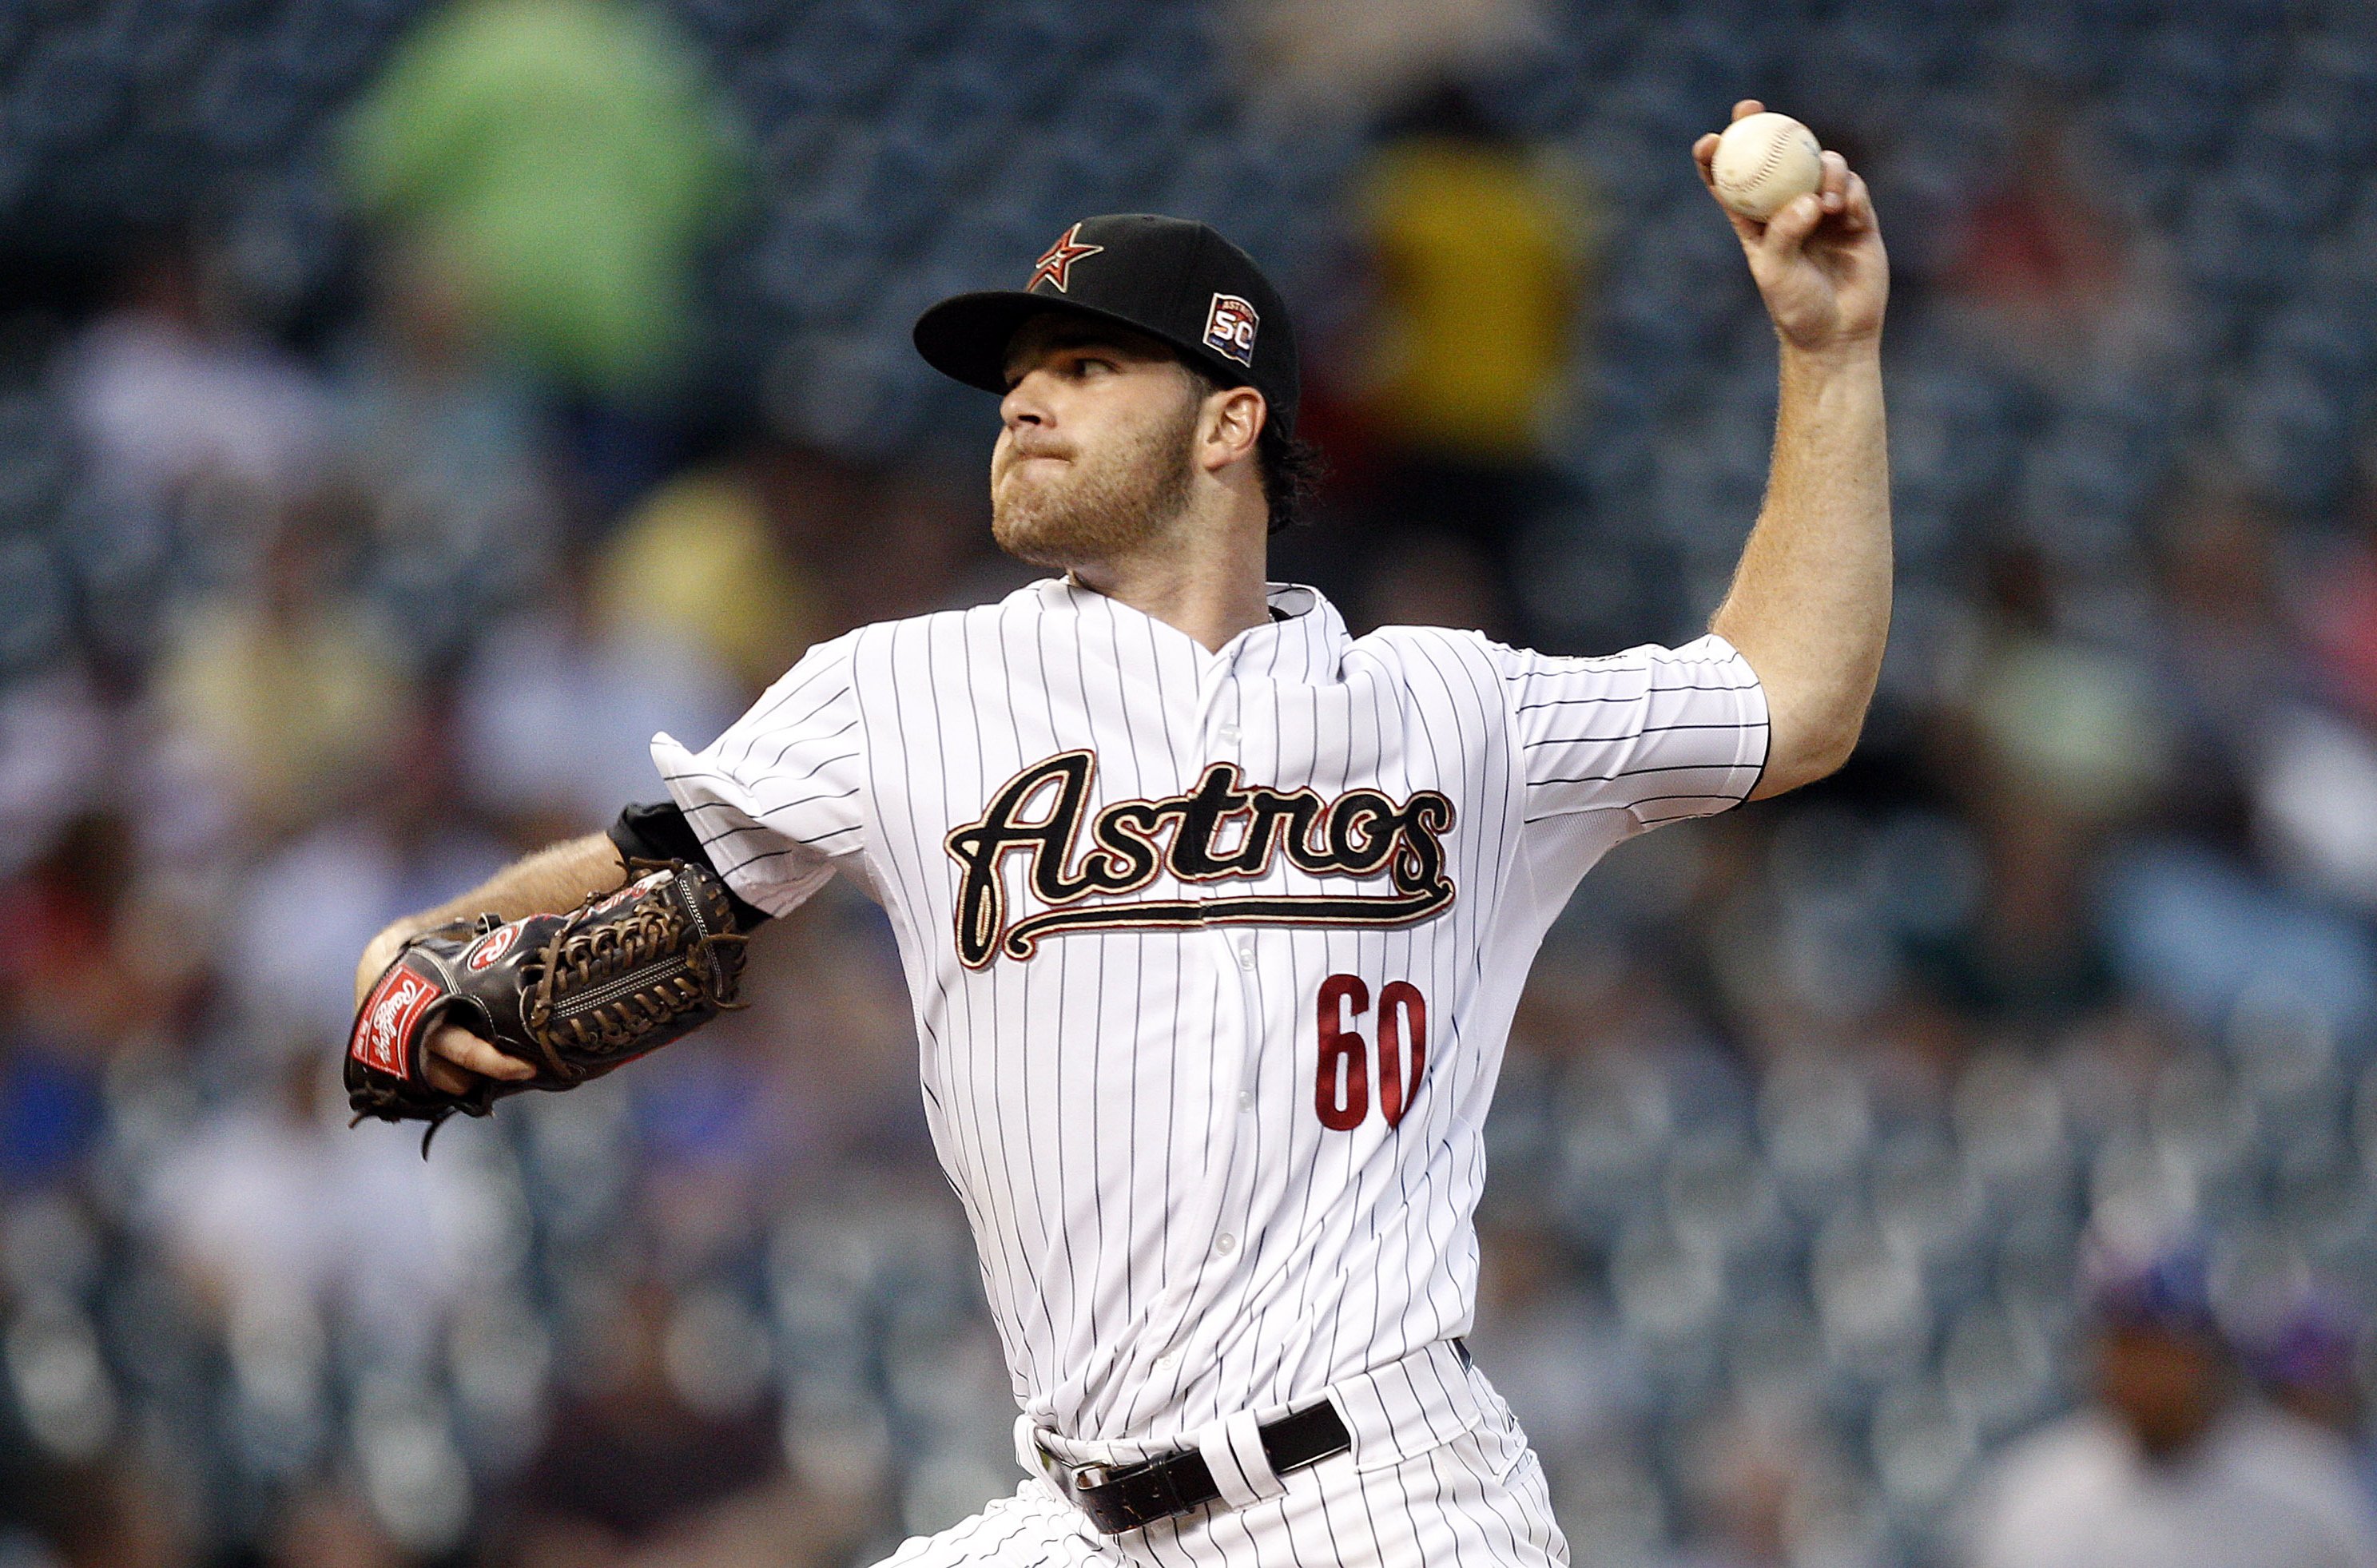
[{"x1": 654, "y1": 578, "x2": 1767, "y2": 1447}]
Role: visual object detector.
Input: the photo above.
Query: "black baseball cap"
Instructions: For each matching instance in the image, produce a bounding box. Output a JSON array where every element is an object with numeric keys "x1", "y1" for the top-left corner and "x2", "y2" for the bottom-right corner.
[{"x1": 913, "y1": 213, "x2": 1299, "y2": 438}]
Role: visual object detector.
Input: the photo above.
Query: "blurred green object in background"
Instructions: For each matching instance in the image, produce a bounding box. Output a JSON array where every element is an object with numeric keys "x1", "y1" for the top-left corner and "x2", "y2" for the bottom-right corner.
[{"x1": 344, "y1": 0, "x2": 742, "y2": 398}]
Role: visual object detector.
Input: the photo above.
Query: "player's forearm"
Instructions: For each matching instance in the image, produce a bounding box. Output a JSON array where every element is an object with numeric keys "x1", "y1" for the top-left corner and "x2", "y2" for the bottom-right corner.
[
  {"x1": 411, "y1": 832, "x2": 628, "y2": 929},
  {"x1": 1709, "y1": 339, "x2": 1890, "y2": 798},
  {"x1": 356, "y1": 832, "x2": 626, "y2": 996}
]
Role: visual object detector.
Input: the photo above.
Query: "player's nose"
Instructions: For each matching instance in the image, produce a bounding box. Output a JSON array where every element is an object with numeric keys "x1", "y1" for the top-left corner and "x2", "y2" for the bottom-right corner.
[{"x1": 1000, "y1": 370, "x2": 1053, "y2": 431}]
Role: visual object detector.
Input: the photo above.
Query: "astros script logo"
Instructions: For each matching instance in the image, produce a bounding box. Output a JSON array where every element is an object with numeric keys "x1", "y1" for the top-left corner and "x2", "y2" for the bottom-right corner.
[
  {"x1": 944, "y1": 752, "x2": 1457, "y2": 967},
  {"x1": 1028, "y1": 224, "x2": 1103, "y2": 292}
]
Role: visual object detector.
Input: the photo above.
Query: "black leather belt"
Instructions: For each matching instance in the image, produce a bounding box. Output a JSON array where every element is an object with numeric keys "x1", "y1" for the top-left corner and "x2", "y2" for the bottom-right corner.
[{"x1": 1050, "y1": 1401, "x2": 1353, "y2": 1534}]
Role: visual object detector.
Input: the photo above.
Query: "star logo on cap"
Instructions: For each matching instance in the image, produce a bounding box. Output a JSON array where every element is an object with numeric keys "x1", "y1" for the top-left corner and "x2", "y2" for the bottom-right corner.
[{"x1": 1027, "y1": 224, "x2": 1103, "y2": 293}]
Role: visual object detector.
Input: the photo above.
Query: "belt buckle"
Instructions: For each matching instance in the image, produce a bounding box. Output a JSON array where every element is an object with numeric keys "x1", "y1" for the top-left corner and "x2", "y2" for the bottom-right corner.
[{"x1": 1068, "y1": 1463, "x2": 1111, "y2": 1491}]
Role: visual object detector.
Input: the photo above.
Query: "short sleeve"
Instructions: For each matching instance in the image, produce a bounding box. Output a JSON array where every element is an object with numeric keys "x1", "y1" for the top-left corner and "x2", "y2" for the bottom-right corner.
[
  {"x1": 1500, "y1": 633, "x2": 1770, "y2": 831},
  {"x1": 650, "y1": 632, "x2": 869, "y2": 918}
]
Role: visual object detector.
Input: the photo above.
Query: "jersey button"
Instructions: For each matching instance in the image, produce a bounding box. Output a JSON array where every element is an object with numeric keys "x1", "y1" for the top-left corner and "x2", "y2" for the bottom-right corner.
[
  {"x1": 1215, "y1": 1233, "x2": 1237, "y2": 1255},
  {"x1": 1238, "y1": 1090, "x2": 1254, "y2": 1110},
  {"x1": 1218, "y1": 723, "x2": 1241, "y2": 744},
  {"x1": 1234, "y1": 944, "x2": 1254, "y2": 971}
]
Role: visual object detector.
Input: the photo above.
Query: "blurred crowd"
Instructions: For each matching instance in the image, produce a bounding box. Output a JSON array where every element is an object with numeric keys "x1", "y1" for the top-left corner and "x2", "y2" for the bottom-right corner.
[{"x1": 5, "y1": 1, "x2": 2377, "y2": 1566}]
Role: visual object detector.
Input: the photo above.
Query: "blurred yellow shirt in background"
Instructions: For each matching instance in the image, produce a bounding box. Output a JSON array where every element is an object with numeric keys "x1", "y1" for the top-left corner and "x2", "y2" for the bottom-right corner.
[
  {"x1": 1355, "y1": 137, "x2": 1592, "y2": 462},
  {"x1": 158, "y1": 604, "x2": 406, "y2": 835},
  {"x1": 595, "y1": 471, "x2": 818, "y2": 695}
]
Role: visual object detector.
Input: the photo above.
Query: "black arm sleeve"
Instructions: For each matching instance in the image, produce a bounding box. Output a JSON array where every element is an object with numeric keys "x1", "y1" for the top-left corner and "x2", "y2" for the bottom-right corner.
[{"x1": 609, "y1": 801, "x2": 773, "y2": 932}]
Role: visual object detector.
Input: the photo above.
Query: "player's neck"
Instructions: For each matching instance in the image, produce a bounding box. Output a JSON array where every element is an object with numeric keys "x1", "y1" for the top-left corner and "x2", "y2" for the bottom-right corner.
[{"x1": 1067, "y1": 510, "x2": 1270, "y2": 653}]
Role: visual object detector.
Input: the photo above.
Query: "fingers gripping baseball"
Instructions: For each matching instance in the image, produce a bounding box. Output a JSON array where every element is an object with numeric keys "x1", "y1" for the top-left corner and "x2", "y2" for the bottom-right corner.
[{"x1": 1693, "y1": 101, "x2": 1888, "y2": 353}]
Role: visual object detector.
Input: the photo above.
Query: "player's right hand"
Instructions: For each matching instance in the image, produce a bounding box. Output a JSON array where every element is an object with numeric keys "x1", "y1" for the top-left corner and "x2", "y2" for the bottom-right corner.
[
  {"x1": 1692, "y1": 99, "x2": 1886, "y2": 356},
  {"x1": 355, "y1": 927, "x2": 537, "y2": 1096}
]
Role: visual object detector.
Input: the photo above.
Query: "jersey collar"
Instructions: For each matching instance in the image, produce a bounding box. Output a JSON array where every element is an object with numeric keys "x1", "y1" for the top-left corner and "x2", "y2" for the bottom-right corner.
[
  {"x1": 1249, "y1": 583, "x2": 1346, "y2": 685},
  {"x1": 1034, "y1": 577, "x2": 1348, "y2": 685}
]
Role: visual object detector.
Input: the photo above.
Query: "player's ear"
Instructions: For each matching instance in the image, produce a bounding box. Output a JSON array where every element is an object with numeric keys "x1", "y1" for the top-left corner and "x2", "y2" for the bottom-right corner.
[{"x1": 1198, "y1": 384, "x2": 1266, "y2": 475}]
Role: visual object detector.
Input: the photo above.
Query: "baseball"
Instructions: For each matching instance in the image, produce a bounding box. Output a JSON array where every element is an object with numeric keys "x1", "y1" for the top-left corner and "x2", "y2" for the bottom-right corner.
[{"x1": 1711, "y1": 111, "x2": 1824, "y2": 221}]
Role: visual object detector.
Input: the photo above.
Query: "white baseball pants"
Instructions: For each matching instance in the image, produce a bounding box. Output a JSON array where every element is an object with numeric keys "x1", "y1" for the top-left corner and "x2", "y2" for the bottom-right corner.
[{"x1": 872, "y1": 1347, "x2": 1568, "y2": 1568}]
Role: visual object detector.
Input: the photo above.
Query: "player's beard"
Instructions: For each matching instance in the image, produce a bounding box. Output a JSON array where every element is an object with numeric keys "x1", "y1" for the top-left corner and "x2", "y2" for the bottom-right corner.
[{"x1": 991, "y1": 398, "x2": 1199, "y2": 570}]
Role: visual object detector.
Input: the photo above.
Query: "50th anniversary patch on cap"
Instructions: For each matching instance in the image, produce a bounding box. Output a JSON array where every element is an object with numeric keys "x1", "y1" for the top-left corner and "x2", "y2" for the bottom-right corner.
[{"x1": 1203, "y1": 292, "x2": 1258, "y2": 367}]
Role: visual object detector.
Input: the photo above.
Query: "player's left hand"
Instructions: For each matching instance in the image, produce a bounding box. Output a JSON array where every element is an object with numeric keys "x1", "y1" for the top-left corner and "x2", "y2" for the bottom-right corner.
[{"x1": 1693, "y1": 100, "x2": 1887, "y2": 355}]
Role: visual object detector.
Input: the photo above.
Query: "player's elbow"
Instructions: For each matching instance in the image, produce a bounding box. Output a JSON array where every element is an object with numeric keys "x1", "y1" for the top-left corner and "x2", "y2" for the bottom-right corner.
[{"x1": 1747, "y1": 688, "x2": 1869, "y2": 800}]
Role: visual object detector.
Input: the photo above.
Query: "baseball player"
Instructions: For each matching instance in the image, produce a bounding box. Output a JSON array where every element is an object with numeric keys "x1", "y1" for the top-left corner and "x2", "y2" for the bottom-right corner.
[{"x1": 352, "y1": 101, "x2": 1889, "y2": 1564}]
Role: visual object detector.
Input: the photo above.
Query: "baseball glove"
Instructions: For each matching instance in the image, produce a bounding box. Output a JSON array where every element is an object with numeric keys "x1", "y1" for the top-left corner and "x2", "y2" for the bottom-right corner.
[{"x1": 346, "y1": 860, "x2": 748, "y2": 1150}]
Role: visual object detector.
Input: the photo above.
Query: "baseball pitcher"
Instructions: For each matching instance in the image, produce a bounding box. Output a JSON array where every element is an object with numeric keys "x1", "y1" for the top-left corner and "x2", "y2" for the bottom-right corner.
[{"x1": 349, "y1": 102, "x2": 1889, "y2": 1565}]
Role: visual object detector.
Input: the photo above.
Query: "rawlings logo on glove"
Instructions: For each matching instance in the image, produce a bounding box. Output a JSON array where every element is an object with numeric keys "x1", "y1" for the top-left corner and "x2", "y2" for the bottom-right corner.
[
  {"x1": 344, "y1": 861, "x2": 748, "y2": 1150},
  {"x1": 465, "y1": 921, "x2": 523, "y2": 971},
  {"x1": 353, "y1": 963, "x2": 443, "y2": 1078}
]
